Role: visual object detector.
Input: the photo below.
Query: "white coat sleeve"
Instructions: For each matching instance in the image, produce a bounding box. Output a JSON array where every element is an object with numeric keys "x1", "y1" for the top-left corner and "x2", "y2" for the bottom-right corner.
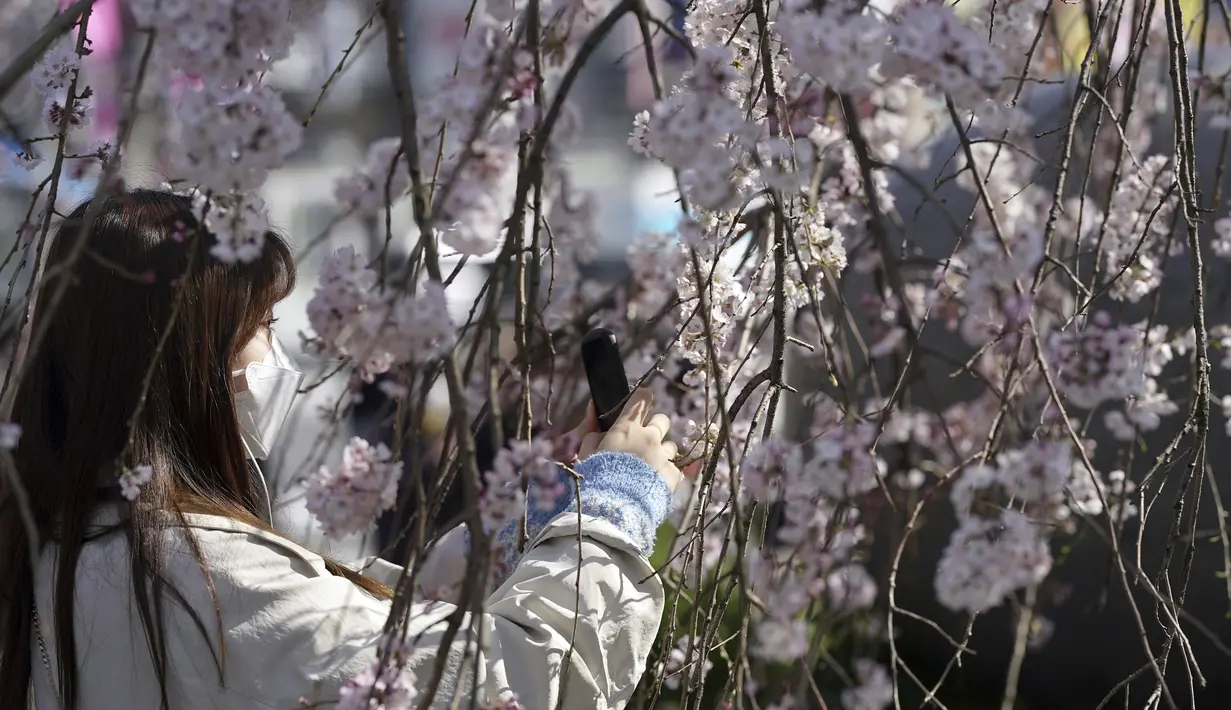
[{"x1": 171, "y1": 451, "x2": 674, "y2": 710}]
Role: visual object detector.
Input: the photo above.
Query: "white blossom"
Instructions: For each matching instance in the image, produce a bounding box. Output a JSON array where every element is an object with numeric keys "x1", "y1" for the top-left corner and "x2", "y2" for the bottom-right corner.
[{"x1": 119, "y1": 465, "x2": 155, "y2": 501}]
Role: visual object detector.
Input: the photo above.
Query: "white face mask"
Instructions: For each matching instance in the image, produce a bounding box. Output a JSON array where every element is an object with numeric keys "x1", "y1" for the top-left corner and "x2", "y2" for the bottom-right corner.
[{"x1": 232, "y1": 334, "x2": 304, "y2": 461}]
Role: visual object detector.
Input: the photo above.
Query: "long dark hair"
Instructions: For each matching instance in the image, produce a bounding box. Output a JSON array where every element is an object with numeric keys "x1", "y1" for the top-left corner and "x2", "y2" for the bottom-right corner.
[{"x1": 0, "y1": 189, "x2": 391, "y2": 709}]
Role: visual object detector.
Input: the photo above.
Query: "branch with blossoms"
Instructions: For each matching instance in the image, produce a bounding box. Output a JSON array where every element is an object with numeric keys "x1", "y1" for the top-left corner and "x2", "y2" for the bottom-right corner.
[
  {"x1": 9, "y1": 0, "x2": 1231, "y2": 708},
  {"x1": 0, "y1": 3, "x2": 112, "y2": 556}
]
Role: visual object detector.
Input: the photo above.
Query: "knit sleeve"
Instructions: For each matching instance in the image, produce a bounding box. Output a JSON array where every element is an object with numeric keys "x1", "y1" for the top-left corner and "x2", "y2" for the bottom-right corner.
[{"x1": 476, "y1": 450, "x2": 674, "y2": 588}]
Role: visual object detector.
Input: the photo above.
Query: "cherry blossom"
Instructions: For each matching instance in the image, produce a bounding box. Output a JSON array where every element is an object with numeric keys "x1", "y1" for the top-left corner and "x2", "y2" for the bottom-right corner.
[
  {"x1": 660, "y1": 635, "x2": 713, "y2": 690},
  {"x1": 336, "y1": 633, "x2": 418, "y2": 710},
  {"x1": 168, "y1": 83, "x2": 302, "y2": 195},
  {"x1": 31, "y1": 47, "x2": 80, "y2": 94},
  {"x1": 479, "y1": 438, "x2": 558, "y2": 533},
  {"x1": 334, "y1": 138, "x2": 411, "y2": 217},
  {"x1": 841, "y1": 659, "x2": 894, "y2": 710},
  {"x1": 305, "y1": 437, "x2": 401, "y2": 539},
  {"x1": 305, "y1": 248, "x2": 456, "y2": 380},
  {"x1": 194, "y1": 190, "x2": 272, "y2": 264},
  {"x1": 119, "y1": 465, "x2": 154, "y2": 502},
  {"x1": 0, "y1": 423, "x2": 22, "y2": 450},
  {"x1": 935, "y1": 510, "x2": 1052, "y2": 614}
]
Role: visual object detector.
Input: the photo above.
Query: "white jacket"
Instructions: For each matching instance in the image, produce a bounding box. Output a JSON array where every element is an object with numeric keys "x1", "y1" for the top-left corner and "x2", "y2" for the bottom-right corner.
[{"x1": 29, "y1": 451, "x2": 675, "y2": 710}]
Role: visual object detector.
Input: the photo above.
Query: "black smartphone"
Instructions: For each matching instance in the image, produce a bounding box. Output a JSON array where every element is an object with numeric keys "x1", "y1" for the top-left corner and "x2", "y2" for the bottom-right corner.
[{"x1": 581, "y1": 327, "x2": 631, "y2": 432}]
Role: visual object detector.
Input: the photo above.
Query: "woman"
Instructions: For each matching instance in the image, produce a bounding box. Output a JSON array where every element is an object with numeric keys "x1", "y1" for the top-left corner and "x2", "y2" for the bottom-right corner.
[{"x1": 0, "y1": 189, "x2": 684, "y2": 709}]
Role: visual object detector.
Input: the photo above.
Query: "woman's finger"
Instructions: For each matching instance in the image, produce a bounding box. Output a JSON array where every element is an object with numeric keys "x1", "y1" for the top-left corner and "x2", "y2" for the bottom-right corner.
[
  {"x1": 571, "y1": 401, "x2": 598, "y2": 437},
  {"x1": 646, "y1": 413, "x2": 672, "y2": 442},
  {"x1": 578, "y1": 432, "x2": 603, "y2": 459},
  {"x1": 663, "y1": 439, "x2": 679, "y2": 460},
  {"x1": 617, "y1": 388, "x2": 654, "y2": 426},
  {"x1": 659, "y1": 461, "x2": 683, "y2": 491},
  {"x1": 556, "y1": 401, "x2": 598, "y2": 460}
]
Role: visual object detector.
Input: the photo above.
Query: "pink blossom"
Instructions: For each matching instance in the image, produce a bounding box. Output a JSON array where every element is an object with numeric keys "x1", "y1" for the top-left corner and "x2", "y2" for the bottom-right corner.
[
  {"x1": 305, "y1": 437, "x2": 401, "y2": 539},
  {"x1": 336, "y1": 633, "x2": 418, "y2": 710}
]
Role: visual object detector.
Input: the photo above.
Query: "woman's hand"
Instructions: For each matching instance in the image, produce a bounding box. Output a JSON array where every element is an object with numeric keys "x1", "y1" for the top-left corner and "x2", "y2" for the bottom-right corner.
[{"x1": 577, "y1": 388, "x2": 684, "y2": 491}]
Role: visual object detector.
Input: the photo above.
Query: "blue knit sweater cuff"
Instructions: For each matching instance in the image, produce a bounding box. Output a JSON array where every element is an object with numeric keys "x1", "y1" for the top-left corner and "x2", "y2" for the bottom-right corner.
[{"x1": 475, "y1": 451, "x2": 673, "y2": 589}]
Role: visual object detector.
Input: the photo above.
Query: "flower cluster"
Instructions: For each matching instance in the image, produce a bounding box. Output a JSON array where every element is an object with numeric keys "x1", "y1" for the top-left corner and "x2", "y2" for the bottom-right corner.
[
  {"x1": 935, "y1": 510, "x2": 1052, "y2": 615},
  {"x1": 191, "y1": 190, "x2": 272, "y2": 264},
  {"x1": 1048, "y1": 312, "x2": 1146, "y2": 410},
  {"x1": 1099, "y1": 156, "x2": 1179, "y2": 302},
  {"x1": 305, "y1": 247, "x2": 457, "y2": 380},
  {"x1": 841, "y1": 659, "x2": 895, "y2": 710},
  {"x1": 779, "y1": 0, "x2": 888, "y2": 96},
  {"x1": 675, "y1": 220, "x2": 750, "y2": 370},
  {"x1": 884, "y1": 3, "x2": 1006, "y2": 108},
  {"x1": 126, "y1": 0, "x2": 323, "y2": 263},
  {"x1": 304, "y1": 437, "x2": 401, "y2": 539},
  {"x1": 937, "y1": 438, "x2": 1130, "y2": 614},
  {"x1": 13, "y1": 42, "x2": 94, "y2": 174},
  {"x1": 31, "y1": 47, "x2": 80, "y2": 95},
  {"x1": 169, "y1": 83, "x2": 302, "y2": 195},
  {"x1": 659, "y1": 635, "x2": 713, "y2": 690},
  {"x1": 334, "y1": 138, "x2": 412, "y2": 217},
  {"x1": 336, "y1": 632, "x2": 418, "y2": 710},
  {"x1": 119, "y1": 465, "x2": 154, "y2": 502},
  {"x1": 631, "y1": 46, "x2": 758, "y2": 210},
  {"x1": 126, "y1": 0, "x2": 319, "y2": 84},
  {"x1": 946, "y1": 225, "x2": 1045, "y2": 350},
  {"x1": 0, "y1": 423, "x2": 21, "y2": 450},
  {"x1": 478, "y1": 438, "x2": 559, "y2": 533},
  {"x1": 737, "y1": 406, "x2": 882, "y2": 676},
  {"x1": 31, "y1": 46, "x2": 90, "y2": 135}
]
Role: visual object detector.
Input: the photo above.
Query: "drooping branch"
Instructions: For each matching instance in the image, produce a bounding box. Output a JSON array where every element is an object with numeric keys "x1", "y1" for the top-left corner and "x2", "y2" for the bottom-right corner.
[{"x1": 0, "y1": 0, "x2": 96, "y2": 103}]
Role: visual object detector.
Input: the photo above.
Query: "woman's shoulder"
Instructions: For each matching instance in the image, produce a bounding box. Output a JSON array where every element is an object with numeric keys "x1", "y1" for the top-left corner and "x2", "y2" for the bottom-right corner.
[
  {"x1": 60, "y1": 515, "x2": 394, "y2": 708},
  {"x1": 165, "y1": 512, "x2": 335, "y2": 585},
  {"x1": 71, "y1": 507, "x2": 333, "y2": 590}
]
